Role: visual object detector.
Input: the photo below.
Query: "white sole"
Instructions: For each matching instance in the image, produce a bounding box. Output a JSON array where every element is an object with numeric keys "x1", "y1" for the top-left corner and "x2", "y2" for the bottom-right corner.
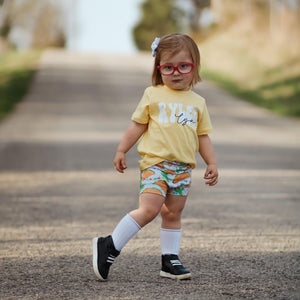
[
  {"x1": 160, "y1": 270, "x2": 191, "y2": 280},
  {"x1": 92, "y1": 237, "x2": 105, "y2": 281}
]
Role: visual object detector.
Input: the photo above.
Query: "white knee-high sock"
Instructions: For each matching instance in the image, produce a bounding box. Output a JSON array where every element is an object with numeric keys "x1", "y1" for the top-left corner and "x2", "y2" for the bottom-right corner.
[
  {"x1": 111, "y1": 214, "x2": 141, "y2": 251},
  {"x1": 160, "y1": 228, "x2": 182, "y2": 255}
]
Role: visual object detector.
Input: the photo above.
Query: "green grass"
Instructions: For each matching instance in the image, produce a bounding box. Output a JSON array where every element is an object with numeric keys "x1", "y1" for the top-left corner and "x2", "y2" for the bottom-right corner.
[
  {"x1": 0, "y1": 50, "x2": 41, "y2": 121},
  {"x1": 202, "y1": 66, "x2": 300, "y2": 117}
]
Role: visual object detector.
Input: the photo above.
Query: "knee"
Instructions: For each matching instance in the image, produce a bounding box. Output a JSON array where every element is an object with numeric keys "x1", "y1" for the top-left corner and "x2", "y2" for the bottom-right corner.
[
  {"x1": 161, "y1": 207, "x2": 183, "y2": 222},
  {"x1": 142, "y1": 206, "x2": 160, "y2": 223}
]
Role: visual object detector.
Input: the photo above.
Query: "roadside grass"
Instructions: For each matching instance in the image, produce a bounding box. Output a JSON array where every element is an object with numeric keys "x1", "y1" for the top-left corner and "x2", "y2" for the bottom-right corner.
[
  {"x1": 199, "y1": 25, "x2": 300, "y2": 118},
  {"x1": 0, "y1": 50, "x2": 41, "y2": 121},
  {"x1": 202, "y1": 65, "x2": 300, "y2": 117}
]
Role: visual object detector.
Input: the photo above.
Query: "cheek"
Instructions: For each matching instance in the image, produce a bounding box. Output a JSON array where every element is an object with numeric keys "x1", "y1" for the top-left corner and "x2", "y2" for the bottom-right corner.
[
  {"x1": 184, "y1": 73, "x2": 193, "y2": 83},
  {"x1": 161, "y1": 75, "x2": 170, "y2": 85}
]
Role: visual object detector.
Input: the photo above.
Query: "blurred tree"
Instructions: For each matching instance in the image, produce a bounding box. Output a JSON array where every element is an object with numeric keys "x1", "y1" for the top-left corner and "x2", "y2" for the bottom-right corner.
[
  {"x1": 133, "y1": 0, "x2": 184, "y2": 51},
  {"x1": 0, "y1": 0, "x2": 66, "y2": 49},
  {"x1": 31, "y1": 1, "x2": 66, "y2": 48},
  {"x1": 0, "y1": 0, "x2": 12, "y2": 39},
  {"x1": 210, "y1": 0, "x2": 300, "y2": 46},
  {"x1": 189, "y1": 0, "x2": 210, "y2": 34}
]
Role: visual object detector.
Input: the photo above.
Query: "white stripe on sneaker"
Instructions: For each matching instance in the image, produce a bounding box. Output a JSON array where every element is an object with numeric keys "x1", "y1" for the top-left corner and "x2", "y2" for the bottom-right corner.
[{"x1": 107, "y1": 255, "x2": 116, "y2": 264}]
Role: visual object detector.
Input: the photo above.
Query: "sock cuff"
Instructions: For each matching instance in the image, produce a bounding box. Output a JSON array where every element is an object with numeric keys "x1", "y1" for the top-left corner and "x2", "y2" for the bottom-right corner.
[
  {"x1": 111, "y1": 214, "x2": 141, "y2": 251},
  {"x1": 160, "y1": 228, "x2": 181, "y2": 233},
  {"x1": 160, "y1": 227, "x2": 182, "y2": 255},
  {"x1": 127, "y1": 214, "x2": 141, "y2": 230}
]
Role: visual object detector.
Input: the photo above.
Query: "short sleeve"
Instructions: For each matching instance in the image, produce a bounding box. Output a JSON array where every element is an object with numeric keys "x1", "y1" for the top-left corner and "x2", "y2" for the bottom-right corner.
[
  {"x1": 197, "y1": 102, "x2": 213, "y2": 135},
  {"x1": 131, "y1": 88, "x2": 150, "y2": 124}
]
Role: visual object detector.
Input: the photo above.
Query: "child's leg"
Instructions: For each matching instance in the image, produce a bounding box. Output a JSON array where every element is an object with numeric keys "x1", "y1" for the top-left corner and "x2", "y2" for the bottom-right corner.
[
  {"x1": 159, "y1": 195, "x2": 191, "y2": 280},
  {"x1": 130, "y1": 193, "x2": 165, "y2": 227},
  {"x1": 112, "y1": 193, "x2": 165, "y2": 251},
  {"x1": 111, "y1": 214, "x2": 141, "y2": 251},
  {"x1": 93, "y1": 193, "x2": 165, "y2": 281},
  {"x1": 161, "y1": 194, "x2": 187, "y2": 229},
  {"x1": 160, "y1": 195, "x2": 187, "y2": 254}
]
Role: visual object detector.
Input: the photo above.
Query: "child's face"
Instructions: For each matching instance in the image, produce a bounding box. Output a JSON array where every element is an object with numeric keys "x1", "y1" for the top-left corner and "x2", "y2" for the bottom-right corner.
[{"x1": 159, "y1": 49, "x2": 194, "y2": 91}]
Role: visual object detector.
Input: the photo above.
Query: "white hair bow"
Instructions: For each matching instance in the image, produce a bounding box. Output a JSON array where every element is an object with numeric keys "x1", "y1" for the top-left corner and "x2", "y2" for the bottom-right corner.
[{"x1": 151, "y1": 37, "x2": 160, "y2": 57}]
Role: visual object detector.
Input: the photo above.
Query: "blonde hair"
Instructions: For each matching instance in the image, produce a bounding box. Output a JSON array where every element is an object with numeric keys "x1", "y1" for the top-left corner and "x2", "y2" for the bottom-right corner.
[{"x1": 152, "y1": 33, "x2": 201, "y2": 87}]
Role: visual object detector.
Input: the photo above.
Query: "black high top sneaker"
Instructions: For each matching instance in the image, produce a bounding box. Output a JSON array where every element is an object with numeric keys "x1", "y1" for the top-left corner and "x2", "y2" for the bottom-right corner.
[
  {"x1": 160, "y1": 254, "x2": 191, "y2": 280},
  {"x1": 93, "y1": 235, "x2": 120, "y2": 281}
]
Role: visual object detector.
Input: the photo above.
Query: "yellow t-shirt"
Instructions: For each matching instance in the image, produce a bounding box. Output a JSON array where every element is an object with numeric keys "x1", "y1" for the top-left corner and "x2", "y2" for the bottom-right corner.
[{"x1": 131, "y1": 85, "x2": 213, "y2": 170}]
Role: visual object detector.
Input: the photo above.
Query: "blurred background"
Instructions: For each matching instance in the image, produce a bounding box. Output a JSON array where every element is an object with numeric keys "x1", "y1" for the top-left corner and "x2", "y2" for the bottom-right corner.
[{"x1": 0, "y1": 0, "x2": 299, "y2": 119}]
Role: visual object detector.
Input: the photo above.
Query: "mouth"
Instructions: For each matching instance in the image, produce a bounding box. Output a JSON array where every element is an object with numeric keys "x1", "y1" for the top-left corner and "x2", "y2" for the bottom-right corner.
[{"x1": 172, "y1": 78, "x2": 182, "y2": 83}]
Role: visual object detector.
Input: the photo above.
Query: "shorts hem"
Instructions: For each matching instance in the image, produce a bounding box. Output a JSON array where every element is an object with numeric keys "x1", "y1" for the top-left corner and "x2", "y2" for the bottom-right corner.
[{"x1": 140, "y1": 189, "x2": 166, "y2": 197}]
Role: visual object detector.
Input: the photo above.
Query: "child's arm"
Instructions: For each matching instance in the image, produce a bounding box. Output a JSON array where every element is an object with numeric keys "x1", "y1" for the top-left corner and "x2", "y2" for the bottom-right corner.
[
  {"x1": 198, "y1": 134, "x2": 218, "y2": 186},
  {"x1": 114, "y1": 121, "x2": 147, "y2": 173}
]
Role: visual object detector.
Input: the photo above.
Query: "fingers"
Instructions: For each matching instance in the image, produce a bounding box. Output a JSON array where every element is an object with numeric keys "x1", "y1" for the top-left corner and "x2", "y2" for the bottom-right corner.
[
  {"x1": 204, "y1": 167, "x2": 219, "y2": 186},
  {"x1": 113, "y1": 153, "x2": 127, "y2": 173},
  {"x1": 205, "y1": 175, "x2": 218, "y2": 186},
  {"x1": 115, "y1": 160, "x2": 127, "y2": 173},
  {"x1": 120, "y1": 159, "x2": 127, "y2": 172}
]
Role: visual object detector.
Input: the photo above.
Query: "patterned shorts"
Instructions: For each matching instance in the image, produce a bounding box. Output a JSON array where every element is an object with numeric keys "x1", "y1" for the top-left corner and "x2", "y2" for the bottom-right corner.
[{"x1": 140, "y1": 160, "x2": 192, "y2": 197}]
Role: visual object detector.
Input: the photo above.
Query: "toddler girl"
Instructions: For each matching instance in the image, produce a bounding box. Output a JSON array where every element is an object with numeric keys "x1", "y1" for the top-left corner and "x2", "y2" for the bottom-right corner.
[{"x1": 93, "y1": 33, "x2": 218, "y2": 281}]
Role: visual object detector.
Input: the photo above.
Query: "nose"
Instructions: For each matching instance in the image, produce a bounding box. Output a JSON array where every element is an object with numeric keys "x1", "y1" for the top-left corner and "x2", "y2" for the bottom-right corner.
[{"x1": 173, "y1": 67, "x2": 180, "y2": 75}]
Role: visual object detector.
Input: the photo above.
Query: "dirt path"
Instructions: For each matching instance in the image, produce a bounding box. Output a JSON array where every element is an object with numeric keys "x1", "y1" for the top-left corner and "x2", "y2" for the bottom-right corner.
[{"x1": 0, "y1": 50, "x2": 299, "y2": 299}]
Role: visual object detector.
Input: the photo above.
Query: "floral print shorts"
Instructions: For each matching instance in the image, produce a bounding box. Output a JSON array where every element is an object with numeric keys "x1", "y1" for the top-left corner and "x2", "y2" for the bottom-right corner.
[{"x1": 140, "y1": 160, "x2": 192, "y2": 197}]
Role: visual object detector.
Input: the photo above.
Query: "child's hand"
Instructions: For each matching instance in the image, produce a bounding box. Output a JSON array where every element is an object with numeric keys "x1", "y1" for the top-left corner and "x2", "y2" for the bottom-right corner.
[
  {"x1": 204, "y1": 164, "x2": 218, "y2": 186},
  {"x1": 114, "y1": 151, "x2": 127, "y2": 173}
]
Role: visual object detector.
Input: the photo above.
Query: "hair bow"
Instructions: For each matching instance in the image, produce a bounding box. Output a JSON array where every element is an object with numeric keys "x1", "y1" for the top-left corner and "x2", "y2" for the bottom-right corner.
[{"x1": 151, "y1": 37, "x2": 160, "y2": 57}]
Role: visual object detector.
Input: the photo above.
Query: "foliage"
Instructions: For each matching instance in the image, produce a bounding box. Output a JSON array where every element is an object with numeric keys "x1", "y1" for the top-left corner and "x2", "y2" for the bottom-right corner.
[
  {"x1": 202, "y1": 67, "x2": 300, "y2": 117},
  {"x1": 188, "y1": 0, "x2": 210, "y2": 34},
  {"x1": 0, "y1": 0, "x2": 66, "y2": 49},
  {"x1": 0, "y1": 50, "x2": 41, "y2": 121},
  {"x1": 30, "y1": 1, "x2": 66, "y2": 48},
  {"x1": 133, "y1": 0, "x2": 184, "y2": 51}
]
